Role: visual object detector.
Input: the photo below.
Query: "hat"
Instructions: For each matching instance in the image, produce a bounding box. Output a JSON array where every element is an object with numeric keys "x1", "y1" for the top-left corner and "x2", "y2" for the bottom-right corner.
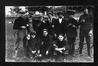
[
  {"x1": 30, "y1": 32, "x2": 36, "y2": 35},
  {"x1": 18, "y1": 10, "x2": 28, "y2": 14},
  {"x1": 43, "y1": 29, "x2": 48, "y2": 31}
]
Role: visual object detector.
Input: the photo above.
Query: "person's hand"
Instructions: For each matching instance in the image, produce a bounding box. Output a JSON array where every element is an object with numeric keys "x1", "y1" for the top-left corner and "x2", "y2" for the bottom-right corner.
[
  {"x1": 46, "y1": 51, "x2": 49, "y2": 55},
  {"x1": 55, "y1": 48, "x2": 63, "y2": 53},
  {"x1": 54, "y1": 34, "x2": 57, "y2": 37},
  {"x1": 53, "y1": 44, "x2": 58, "y2": 48},
  {"x1": 82, "y1": 19, "x2": 85, "y2": 22},
  {"x1": 59, "y1": 50, "x2": 63, "y2": 53},
  {"x1": 55, "y1": 48, "x2": 58, "y2": 50},
  {"x1": 27, "y1": 34, "x2": 30, "y2": 40},
  {"x1": 60, "y1": 47, "x2": 65, "y2": 50},
  {"x1": 55, "y1": 47, "x2": 65, "y2": 51},
  {"x1": 63, "y1": 47, "x2": 65, "y2": 50},
  {"x1": 52, "y1": 25, "x2": 54, "y2": 28},
  {"x1": 41, "y1": 42, "x2": 44, "y2": 45},
  {"x1": 55, "y1": 48, "x2": 61, "y2": 51},
  {"x1": 89, "y1": 30, "x2": 93, "y2": 36},
  {"x1": 26, "y1": 24, "x2": 29, "y2": 27},
  {"x1": 32, "y1": 50, "x2": 36, "y2": 54},
  {"x1": 72, "y1": 25, "x2": 76, "y2": 28},
  {"x1": 21, "y1": 26, "x2": 26, "y2": 29}
]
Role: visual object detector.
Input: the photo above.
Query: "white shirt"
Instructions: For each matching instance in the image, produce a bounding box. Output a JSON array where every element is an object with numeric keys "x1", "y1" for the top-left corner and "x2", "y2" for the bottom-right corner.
[{"x1": 59, "y1": 18, "x2": 62, "y2": 24}]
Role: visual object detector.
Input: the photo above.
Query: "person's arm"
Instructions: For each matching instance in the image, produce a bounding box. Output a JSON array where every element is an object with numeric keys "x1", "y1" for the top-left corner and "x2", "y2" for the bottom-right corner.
[
  {"x1": 52, "y1": 41, "x2": 58, "y2": 48},
  {"x1": 13, "y1": 18, "x2": 21, "y2": 29},
  {"x1": 78, "y1": 15, "x2": 83, "y2": 25},
  {"x1": 51, "y1": 18, "x2": 55, "y2": 28}
]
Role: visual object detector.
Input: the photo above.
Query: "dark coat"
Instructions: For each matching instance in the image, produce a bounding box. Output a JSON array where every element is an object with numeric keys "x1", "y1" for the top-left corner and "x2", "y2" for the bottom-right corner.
[
  {"x1": 54, "y1": 39, "x2": 67, "y2": 48},
  {"x1": 13, "y1": 16, "x2": 29, "y2": 30},
  {"x1": 40, "y1": 34, "x2": 53, "y2": 55},
  {"x1": 39, "y1": 20, "x2": 52, "y2": 35},
  {"x1": 28, "y1": 34, "x2": 41, "y2": 51},
  {"x1": 52, "y1": 18, "x2": 67, "y2": 35},
  {"x1": 40, "y1": 34, "x2": 53, "y2": 49},
  {"x1": 66, "y1": 17, "x2": 78, "y2": 38},
  {"x1": 32, "y1": 19, "x2": 42, "y2": 37},
  {"x1": 79, "y1": 14, "x2": 93, "y2": 31},
  {"x1": 32, "y1": 19, "x2": 42, "y2": 32}
]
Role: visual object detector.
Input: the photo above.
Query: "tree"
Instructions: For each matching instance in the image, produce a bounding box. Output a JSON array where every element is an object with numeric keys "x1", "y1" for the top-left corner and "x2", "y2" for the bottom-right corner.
[{"x1": 13, "y1": 6, "x2": 22, "y2": 14}]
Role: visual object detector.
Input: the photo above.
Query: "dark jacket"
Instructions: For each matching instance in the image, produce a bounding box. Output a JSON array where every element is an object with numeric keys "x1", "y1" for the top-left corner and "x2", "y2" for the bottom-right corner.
[
  {"x1": 28, "y1": 34, "x2": 41, "y2": 51},
  {"x1": 13, "y1": 16, "x2": 29, "y2": 30},
  {"x1": 66, "y1": 17, "x2": 78, "y2": 38},
  {"x1": 32, "y1": 19, "x2": 42, "y2": 37},
  {"x1": 79, "y1": 14, "x2": 93, "y2": 31},
  {"x1": 40, "y1": 34, "x2": 53, "y2": 50},
  {"x1": 39, "y1": 20, "x2": 52, "y2": 35},
  {"x1": 32, "y1": 19, "x2": 42, "y2": 32},
  {"x1": 54, "y1": 39, "x2": 67, "y2": 48},
  {"x1": 52, "y1": 18, "x2": 67, "y2": 35}
]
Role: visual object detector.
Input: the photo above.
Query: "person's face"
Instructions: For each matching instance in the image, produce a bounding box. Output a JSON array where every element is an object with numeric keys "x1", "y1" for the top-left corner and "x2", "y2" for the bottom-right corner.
[
  {"x1": 58, "y1": 35, "x2": 64, "y2": 41},
  {"x1": 43, "y1": 31, "x2": 48, "y2": 36},
  {"x1": 84, "y1": 9, "x2": 88, "y2": 14},
  {"x1": 31, "y1": 34, "x2": 36, "y2": 38},
  {"x1": 59, "y1": 14, "x2": 63, "y2": 18}
]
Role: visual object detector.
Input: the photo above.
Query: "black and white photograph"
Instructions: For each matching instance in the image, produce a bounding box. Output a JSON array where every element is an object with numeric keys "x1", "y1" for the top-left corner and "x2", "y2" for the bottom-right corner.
[{"x1": 5, "y1": 6, "x2": 94, "y2": 62}]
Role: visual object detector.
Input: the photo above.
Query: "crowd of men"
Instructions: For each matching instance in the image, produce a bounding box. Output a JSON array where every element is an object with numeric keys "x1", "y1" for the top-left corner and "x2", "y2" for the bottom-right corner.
[{"x1": 12, "y1": 8, "x2": 93, "y2": 60}]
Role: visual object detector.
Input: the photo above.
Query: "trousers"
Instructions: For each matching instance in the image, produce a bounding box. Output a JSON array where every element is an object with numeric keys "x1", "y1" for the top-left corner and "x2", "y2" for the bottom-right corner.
[{"x1": 79, "y1": 29, "x2": 91, "y2": 56}]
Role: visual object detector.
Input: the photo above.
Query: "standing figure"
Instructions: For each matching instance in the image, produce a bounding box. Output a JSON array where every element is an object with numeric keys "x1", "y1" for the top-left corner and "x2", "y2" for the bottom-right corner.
[
  {"x1": 66, "y1": 16, "x2": 79, "y2": 56},
  {"x1": 32, "y1": 16, "x2": 42, "y2": 38},
  {"x1": 39, "y1": 16, "x2": 53, "y2": 37},
  {"x1": 51, "y1": 12, "x2": 67, "y2": 37},
  {"x1": 78, "y1": 8, "x2": 93, "y2": 57},
  {"x1": 13, "y1": 14, "x2": 29, "y2": 58}
]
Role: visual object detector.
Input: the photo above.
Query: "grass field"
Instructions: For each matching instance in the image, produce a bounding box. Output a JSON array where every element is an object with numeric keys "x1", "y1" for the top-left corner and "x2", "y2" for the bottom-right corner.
[{"x1": 5, "y1": 17, "x2": 94, "y2": 62}]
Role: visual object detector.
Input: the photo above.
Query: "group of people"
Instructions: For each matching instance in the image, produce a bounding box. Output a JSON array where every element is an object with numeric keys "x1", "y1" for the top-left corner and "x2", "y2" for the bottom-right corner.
[{"x1": 13, "y1": 8, "x2": 93, "y2": 60}]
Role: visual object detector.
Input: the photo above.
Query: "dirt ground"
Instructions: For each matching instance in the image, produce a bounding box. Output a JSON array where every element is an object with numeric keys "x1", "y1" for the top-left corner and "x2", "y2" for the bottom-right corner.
[{"x1": 5, "y1": 17, "x2": 94, "y2": 62}]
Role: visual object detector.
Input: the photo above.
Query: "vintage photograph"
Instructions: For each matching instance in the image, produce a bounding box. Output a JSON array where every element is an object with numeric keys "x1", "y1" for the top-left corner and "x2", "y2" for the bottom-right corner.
[{"x1": 5, "y1": 6, "x2": 94, "y2": 62}]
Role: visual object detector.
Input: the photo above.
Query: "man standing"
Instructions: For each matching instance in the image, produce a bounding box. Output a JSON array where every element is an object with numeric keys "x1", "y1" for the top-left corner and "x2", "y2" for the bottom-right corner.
[
  {"x1": 51, "y1": 12, "x2": 67, "y2": 37},
  {"x1": 78, "y1": 8, "x2": 93, "y2": 57},
  {"x1": 66, "y1": 16, "x2": 79, "y2": 56},
  {"x1": 32, "y1": 15, "x2": 42, "y2": 38},
  {"x1": 39, "y1": 16, "x2": 53, "y2": 37},
  {"x1": 13, "y1": 13, "x2": 29, "y2": 58}
]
